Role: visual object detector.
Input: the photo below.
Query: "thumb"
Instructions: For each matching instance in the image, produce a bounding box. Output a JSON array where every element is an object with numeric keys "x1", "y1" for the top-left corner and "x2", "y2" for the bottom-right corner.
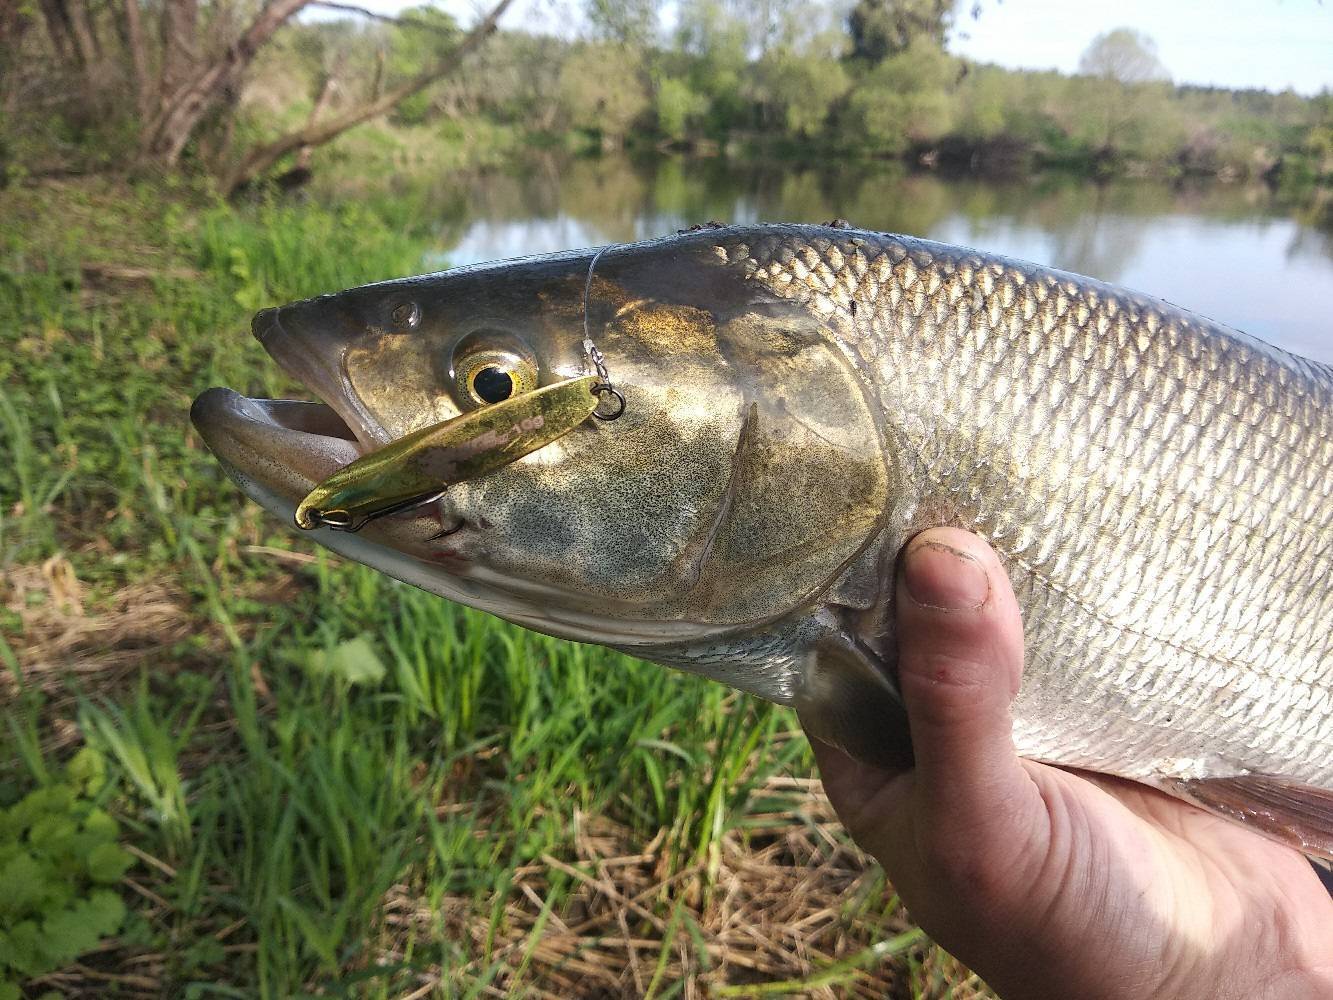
[{"x1": 896, "y1": 529, "x2": 1038, "y2": 843}]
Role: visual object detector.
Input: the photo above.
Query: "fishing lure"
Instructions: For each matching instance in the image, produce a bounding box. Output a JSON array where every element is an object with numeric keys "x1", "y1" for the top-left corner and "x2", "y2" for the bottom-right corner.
[{"x1": 295, "y1": 374, "x2": 602, "y2": 532}]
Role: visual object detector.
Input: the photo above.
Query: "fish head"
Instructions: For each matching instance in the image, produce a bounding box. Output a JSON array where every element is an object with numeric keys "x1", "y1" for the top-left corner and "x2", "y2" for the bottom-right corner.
[{"x1": 191, "y1": 229, "x2": 896, "y2": 706}]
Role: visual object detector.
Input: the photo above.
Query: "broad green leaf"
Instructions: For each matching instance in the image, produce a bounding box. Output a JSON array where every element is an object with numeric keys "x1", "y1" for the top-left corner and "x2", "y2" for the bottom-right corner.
[
  {"x1": 41, "y1": 906, "x2": 101, "y2": 964},
  {"x1": 0, "y1": 852, "x2": 49, "y2": 915},
  {"x1": 85, "y1": 890, "x2": 126, "y2": 936},
  {"x1": 65, "y1": 748, "x2": 106, "y2": 796},
  {"x1": 81, "y1": 808, "x2": 118, "y2": 841},
  {"x1": 29, "y1": 785, "x2": 75, "y2": 817},
  {"x1": 27, "y1": 815, "x2": 77, "y2": 855},
  {"x1": 85, "y1": 842, "x2": 132, "y2": 885},
  {"x1": 304, "y1": 635, "x2": 387, "y2": 687},
  {"x1": 3, "y1": 921, "x2": 42, "y2": 976}
]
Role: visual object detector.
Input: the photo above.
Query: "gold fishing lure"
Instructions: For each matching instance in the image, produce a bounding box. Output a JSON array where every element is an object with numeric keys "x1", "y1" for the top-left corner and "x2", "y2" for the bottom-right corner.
[{"x1": 294, "y1": 375, "x2": 602, "y2": 532}]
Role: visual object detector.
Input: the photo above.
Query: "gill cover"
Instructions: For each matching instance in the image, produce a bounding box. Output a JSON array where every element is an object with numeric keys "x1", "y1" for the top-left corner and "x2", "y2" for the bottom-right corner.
[{"x1": 476, "y1": 239, "x2": 896, "y2": 629}]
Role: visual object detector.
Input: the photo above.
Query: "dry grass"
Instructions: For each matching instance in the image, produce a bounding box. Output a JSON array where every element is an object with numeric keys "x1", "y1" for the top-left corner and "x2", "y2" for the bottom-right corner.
[
  {"x1": 3, "y1": 559, "x2": 194, "y2": 695},
  {"x1": 377, "y1": 779, "x2": 995, "y2": 999}
]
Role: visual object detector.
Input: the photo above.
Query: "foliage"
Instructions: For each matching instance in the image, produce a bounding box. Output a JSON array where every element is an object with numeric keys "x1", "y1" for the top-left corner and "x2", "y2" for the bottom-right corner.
[
  {"x1": 847, "y1": 0, "x2": 955, "y2": 65},
  {"x1": 752, "y1": 49, "x2": 852, "y2": 137},
  {"x1": 0, "y1": 748, "x2": 131, "y2": 988},
  {"x1": 556, "y1": 43, "x2": 651, "y2": 142},
  {"x1": 384, "y1": 6, "x2": 462, "y2": 126},
  {"x1": 845, "y1": 40, "x2": 958, "y2": 153},
  {"x1": 1078, "y1": 28, "x2": 1170, "y2": 85},
  {"x1": 655, "y1": 75, "x2": 712, "y2": 142},
  {"x1": 3, "y1": 0, "x2": 1330, "y2": 185},
  {"x1": 0, "y1": 0, "x2": 508, "y2": 193},
  {"x1": 585, "y1": 0, "x2": 659, "y2": 46}
]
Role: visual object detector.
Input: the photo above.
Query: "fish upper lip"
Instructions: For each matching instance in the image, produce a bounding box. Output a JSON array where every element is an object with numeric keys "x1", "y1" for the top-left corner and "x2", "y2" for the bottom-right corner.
[
  {"x1": 190, "y1": 388, "x2": 364, "y2": 482},
  {"x1": 250, "y1": 304, "x2": 388, "y2": 450},
  {"x1": 251, "y1": 306, "x2": 284, "y2": 351}
]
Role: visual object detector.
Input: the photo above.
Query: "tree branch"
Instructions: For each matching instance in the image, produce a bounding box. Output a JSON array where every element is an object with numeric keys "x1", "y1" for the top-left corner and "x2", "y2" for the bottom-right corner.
[
  {"x1": 0, "y1": 0, "x2": 33, "y2": 105},
  {"x1": 223, "y1": 0, "x2": 513, "y2": 195},
  {"x1": 294, "y1": 67, "x2": 339, "y2": 171},
  {"x1": 36, "y1": 0, "x2": 74, "y2": 61},
  {"x1": 371, "y1": 45, "x2": 385, "y2": 100},
  {"x1": 141, "y1": 0, "x2": 312, "y2": 164},
  {"x1": 307, "y1": 1, "x2": 461, "y2": 37},
  {"x1": 120, "y1": 0, "x2": 151, "y2": 117},
  {"x1": 64, "y1": 0, "x2": 101, "y2": 68},
  {"x1": 158, "y1": 0, "x2": 198, "y2": 109}
]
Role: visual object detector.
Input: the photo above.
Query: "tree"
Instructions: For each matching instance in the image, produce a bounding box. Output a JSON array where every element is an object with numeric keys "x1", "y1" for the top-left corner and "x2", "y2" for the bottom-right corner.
[
  {"x1": 2, "y1": 0, "x2": 511, "y2": 190},
  {"x1": 584, "y1": 0, "x2": 659, "y2": 47},
  {"x1": 556, "y1": 43, "x2": 651, "y2": 146},
  {"x1": 1306, "y1": 91, "x2": 1333, "y2": 177},
  {"x1": 654, "y1": 76, "x2": 710, "y2": 141},
  {"x1": 1078, "y1": 28, "x2": 1169, "y2": 85},
  {"x1": 1075, "y1": 28, "x2": 1173, "y2": 157},
  {"x1": 847, "y1": 0, "x2": 955, "y2": 66},
  {"x1": 673, "y1": 0, "x2": 750, "y2": 133},
  {"x1": 752, "y1": 49, "x2": 850, "y2": 137},
  {"x1": 222, "y1": 0, "x2": 512, "y2": 193},
  {"x1": 845, "y1": 39, "x2": 957, "y2": 152}
]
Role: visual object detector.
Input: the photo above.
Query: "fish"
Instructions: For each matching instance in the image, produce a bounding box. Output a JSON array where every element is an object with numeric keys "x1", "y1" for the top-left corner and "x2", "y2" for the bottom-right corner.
[{"x1": 190, "y1": 223, "x2": 1333, "y2": 859}]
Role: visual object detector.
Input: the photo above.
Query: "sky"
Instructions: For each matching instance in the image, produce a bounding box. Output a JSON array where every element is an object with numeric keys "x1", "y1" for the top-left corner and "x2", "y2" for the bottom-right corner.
[
  {"x1": 319, "y1": 0, "x2": 1333, "y2": 96},
  {"x1": 949, "y1": 0, "x2": 1333, "y2": 95}
]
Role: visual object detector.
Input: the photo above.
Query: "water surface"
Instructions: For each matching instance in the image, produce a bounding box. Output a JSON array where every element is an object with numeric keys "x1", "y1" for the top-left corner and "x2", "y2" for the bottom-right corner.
[{"x1": 414, "y1": 156, "x2": 1333, "y2": 362}]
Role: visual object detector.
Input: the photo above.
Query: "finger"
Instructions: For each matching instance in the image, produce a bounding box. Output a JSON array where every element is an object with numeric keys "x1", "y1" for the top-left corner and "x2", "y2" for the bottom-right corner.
[
  {"x1": 809, "y1": 734, "x2": 911, "y2": 836},
  {"x1": 896, "y1": 529, "x2": 1037, "y2": 837}
]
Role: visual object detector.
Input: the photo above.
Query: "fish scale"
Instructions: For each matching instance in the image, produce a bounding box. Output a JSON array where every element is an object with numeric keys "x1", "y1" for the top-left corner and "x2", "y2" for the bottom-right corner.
[{"x1": 721, "y1": 228, "x2": 1333, "y2": 787}]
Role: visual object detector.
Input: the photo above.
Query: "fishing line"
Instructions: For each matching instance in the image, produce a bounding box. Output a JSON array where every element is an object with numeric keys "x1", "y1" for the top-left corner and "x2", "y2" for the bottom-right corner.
[{"x1": 581, "y1": 244, "x2": 626, "y2": 420}]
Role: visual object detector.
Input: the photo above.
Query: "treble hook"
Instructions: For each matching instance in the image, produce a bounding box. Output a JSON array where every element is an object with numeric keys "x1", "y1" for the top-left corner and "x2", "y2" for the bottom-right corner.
[{"x1": 298, "y1": 490, "x2": 446, "y2": 533}]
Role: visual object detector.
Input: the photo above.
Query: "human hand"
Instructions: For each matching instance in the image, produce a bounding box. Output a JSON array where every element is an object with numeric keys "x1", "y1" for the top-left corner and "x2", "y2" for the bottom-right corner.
[{"x1": 811, "y1": 528, "x2": 1333, "y2": 1000}]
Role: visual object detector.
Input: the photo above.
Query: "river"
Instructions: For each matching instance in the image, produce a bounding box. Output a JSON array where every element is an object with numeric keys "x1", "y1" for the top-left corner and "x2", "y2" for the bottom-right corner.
[{"x1": 406, "y1": 154, "x2": 1333, "y2": 363}]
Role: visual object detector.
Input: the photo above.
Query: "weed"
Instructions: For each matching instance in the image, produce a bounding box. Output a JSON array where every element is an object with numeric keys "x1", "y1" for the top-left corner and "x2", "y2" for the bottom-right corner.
[{"x1": 0, "y1": 747, "x2": 132, "y2": 991}]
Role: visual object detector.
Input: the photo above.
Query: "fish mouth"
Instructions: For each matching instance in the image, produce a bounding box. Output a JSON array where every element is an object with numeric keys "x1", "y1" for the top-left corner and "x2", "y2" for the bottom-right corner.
[
  {"x1": 189, "y1": 390, "x2": 365, "y2": 492},
  {"x1": 190, "y1": 311, "x2": 736, "y2": 649},
  {"x1": 191, "y1": 302, "x2": 387, "y2": 517},
  {"x1": 251, "y1": 305, "x2": 389, "y2": 450}
]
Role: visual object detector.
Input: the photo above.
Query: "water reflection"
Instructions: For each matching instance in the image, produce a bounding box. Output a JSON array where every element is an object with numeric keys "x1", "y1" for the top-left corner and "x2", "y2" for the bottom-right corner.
[{"x1": 414, "y1": 155, "x2": 1333, "y2": 362}]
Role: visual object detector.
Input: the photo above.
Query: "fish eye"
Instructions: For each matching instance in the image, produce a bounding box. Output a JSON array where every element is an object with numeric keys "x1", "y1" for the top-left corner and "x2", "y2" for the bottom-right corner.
[
  {"x1": 452, "y1": 347, "x2": 538, "y2": 409},
  {"x1": 472, "y1": 365, "x2": 514, "y2": 403}
]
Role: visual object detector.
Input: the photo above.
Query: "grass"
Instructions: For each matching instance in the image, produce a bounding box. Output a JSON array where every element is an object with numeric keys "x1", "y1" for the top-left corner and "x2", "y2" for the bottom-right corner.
[{"x1": 0, "y1": 176, "x2": 994, "y2": 998}]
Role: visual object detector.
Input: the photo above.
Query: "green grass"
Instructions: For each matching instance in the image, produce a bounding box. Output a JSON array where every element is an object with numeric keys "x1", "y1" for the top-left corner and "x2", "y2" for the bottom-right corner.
[{"x1": 0, "y1": 178, "x2": 989, "y2": 998}]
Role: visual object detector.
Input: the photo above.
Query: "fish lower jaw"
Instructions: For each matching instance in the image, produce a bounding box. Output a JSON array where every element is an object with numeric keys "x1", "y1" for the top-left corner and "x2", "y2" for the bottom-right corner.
[{"x1": 190, "y1": 389, "x2": 365, "y2": 483}]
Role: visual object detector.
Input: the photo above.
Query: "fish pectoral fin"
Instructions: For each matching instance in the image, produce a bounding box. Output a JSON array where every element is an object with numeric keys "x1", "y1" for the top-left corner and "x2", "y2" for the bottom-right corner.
[
  {"x1": 1168, "y1": 774, "x2": 1333, "y2": 862},
  {"x1": 793, "y1": 637, "x2": 913, "y2": 772}
]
